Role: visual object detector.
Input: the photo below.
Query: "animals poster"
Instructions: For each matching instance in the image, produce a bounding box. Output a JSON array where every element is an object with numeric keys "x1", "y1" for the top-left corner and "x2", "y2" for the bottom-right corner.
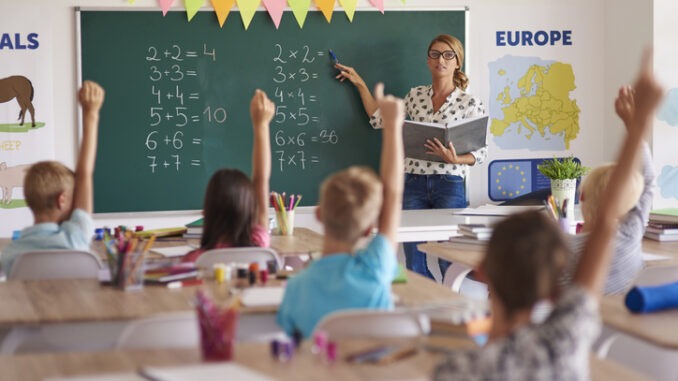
[{"x1": 0, "y1": 6, "x2": 54, "y2": 237}]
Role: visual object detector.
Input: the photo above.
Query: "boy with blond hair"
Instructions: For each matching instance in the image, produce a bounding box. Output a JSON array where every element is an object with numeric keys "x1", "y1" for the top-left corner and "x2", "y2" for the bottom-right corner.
[
  {"x1": 1, "y1": 81, "x2": 105, "y2": 275},
  {"x1": 277, "y1": 84, "x2": 404, "y2": 338}
]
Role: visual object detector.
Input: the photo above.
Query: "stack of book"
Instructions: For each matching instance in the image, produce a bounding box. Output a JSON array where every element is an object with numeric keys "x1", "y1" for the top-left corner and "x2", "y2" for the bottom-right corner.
[
  {"x1": 458, "y1": 223, "x2": 493, "y2": 241},
  {"x1": 144, "y1": 262, "x2": 200, "y2": 285},
  {"x1": 184, "y1": 217, "x2": 204, "y2": 240},
  {"x1": 645, "y1": 208, "x2": 678, "y2": 242}
]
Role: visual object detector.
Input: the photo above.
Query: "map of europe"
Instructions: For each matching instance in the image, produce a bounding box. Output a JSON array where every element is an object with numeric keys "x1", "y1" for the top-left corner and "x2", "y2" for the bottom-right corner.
[{"x1": 489, "y1": 55, "x2": 580, "y2": 150}]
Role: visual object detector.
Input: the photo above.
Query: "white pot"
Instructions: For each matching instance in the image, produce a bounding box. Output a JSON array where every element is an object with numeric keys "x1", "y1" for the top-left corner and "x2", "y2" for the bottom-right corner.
[{"x1": 550, "y1": 178, "x2": 577, "y2": 219}]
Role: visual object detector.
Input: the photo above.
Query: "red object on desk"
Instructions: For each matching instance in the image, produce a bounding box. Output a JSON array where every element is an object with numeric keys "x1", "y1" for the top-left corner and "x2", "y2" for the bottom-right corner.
[{"x1": 166, "y1": 278, "x2": 204, "y2": 289}]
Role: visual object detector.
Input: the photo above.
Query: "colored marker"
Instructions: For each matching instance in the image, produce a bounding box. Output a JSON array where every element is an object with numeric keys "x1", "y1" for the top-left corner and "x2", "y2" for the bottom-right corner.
[{"x1": 328, "y1": 49, "x2": 339, "y2": 64}]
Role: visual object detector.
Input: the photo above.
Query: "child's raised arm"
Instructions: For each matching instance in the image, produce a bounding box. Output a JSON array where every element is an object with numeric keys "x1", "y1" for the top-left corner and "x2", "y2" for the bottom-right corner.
[
  {"x1": 250, "y1": 89, "x2": 275, "y2": 228},
  {"x1": 374, "y1": 83, "x2": 405, "y2": 246},
  {"x1": 73, "y1": 81, "x2": 105, "y2": 214},
  {"x1": 574, "y1": 50, "x2": 664, "y2": 297}
]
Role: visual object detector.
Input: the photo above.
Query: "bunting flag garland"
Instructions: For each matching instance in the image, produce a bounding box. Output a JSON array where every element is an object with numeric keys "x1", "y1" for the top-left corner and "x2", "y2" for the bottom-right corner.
[
  {"x1": 288, "y1": 0, "x2": 311, "y2": 28},
  {"x1": 337, "y1": 0, "x2": 357, "y2": 22},
  {"x1": 314, "y1": 0, "x2": 334, "y2": 23},
  {"x1": 368, "y1": 0, "x2": 384, "y2": 14},
  {"x1": 210, "y1": 0, "x2": 236, "y2": 27},
  {"x1": 150, "y1": 0, "x2": 395, "y2": 28},
  {"x1": 235, "y1": 0, "x2": 261, "y2": 30},
  {"x1": 262, "y1": 0, "x2": 285, "y2": 29},
  {"x1": 184, "y1": 0, "x2": 204, "y2": 21},
  {"x1": 158, "y1": 0, "x2": 174, "y2": 16}
]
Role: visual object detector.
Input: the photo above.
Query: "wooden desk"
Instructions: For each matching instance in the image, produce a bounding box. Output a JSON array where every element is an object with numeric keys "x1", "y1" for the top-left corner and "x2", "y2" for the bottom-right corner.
[
  {"x1": 269, "y1": 227, "x2": 323, "y2": 255},
  {"x1": 600, "y1": 295, "x2": 678, "y2": 350},
  {"x1": 0, "y1": 270, "x2": 463, "y2": 327},
  {"x1": 0, "y1": 341, "x2": 650, "y2": 381}
]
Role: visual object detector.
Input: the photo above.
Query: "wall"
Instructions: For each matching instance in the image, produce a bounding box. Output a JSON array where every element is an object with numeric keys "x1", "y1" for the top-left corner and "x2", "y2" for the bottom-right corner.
[{"x1": 0, "y1": 0, "x2": 653, "y2": 235}]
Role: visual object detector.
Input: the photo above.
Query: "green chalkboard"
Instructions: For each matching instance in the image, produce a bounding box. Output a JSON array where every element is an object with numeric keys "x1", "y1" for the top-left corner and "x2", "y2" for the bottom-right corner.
[{"x1": 80, "y1": 9, "x2": 465, "y2": 213}]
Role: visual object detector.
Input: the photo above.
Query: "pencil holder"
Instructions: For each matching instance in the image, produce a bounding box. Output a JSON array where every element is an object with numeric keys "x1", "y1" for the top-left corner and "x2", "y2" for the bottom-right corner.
[
  {"x1": 118, "y1": 256, "x2": 145, "y2": 292},
  {"x1": 558, "y1": 217, "x2": 573, "y2": 235},
  {"x1": 275, "y1": 210, "x2": 295, "y2": 236},
  {"x1": 196, "y1": 290, "x2": 239, "y2": 362}
]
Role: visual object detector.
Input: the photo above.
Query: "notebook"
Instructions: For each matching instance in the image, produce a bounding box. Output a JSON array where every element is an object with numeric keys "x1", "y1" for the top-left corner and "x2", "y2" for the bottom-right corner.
[{"x1": 403, "y1": 115, "x2": 488, "y2": 162}]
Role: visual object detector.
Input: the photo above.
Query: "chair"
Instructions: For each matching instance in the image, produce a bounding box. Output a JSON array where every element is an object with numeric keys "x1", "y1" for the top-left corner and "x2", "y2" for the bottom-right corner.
[
  {"x1": 8, "y1": 250, "x2": 102, "y2": 280},
  {"x1": 313, "y1": 309, "x2": 430, "y2": 339},
  {"x1": 195, "y1": 247, "x2": 282, "y2": 271},
  {"x1": 595, "y1": 266, "x2": 678, "y2": 381},
  {"x1": 115, "y1": 312, "x2": 200, "y2": 349}
]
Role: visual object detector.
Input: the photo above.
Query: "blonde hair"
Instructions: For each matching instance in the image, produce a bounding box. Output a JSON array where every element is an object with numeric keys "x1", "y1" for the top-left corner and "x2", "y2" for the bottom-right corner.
[
  {"x1": 319, "y1": 166, "x2": 383, "y2": 243},
  {"x1": 428, "y1": 34, "x2": 469, "y2": 90},
  {"x1": 24, "y1": 161, "x2": 75, "y2": 214},
  {"x1": 580, "y1": 164, "x2": 643, "y2": 224}
]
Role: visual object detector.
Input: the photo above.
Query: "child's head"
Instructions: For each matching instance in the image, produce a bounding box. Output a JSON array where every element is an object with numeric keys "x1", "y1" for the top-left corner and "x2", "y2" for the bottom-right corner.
[
  {"x1": 580, "y1": 164, "x2": 643, "y2": 224},
  {"x1": 24, "y1": 161, "x2": 75, "y2": 219},
  {"x1": 201, "y1": 168, "x2": 256, "y2": 249},
  {"x1": 318, "y1": 166, "x2": 383, "y2": 243},
  {"x1": 481, "y1": 211, "x2": 569, "y2": 318}
]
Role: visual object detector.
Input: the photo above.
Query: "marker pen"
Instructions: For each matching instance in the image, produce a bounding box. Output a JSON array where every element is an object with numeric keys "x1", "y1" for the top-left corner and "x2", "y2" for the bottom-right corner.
[{"x1": 328, "y1": 49, "x2": 339, "y2": 64}]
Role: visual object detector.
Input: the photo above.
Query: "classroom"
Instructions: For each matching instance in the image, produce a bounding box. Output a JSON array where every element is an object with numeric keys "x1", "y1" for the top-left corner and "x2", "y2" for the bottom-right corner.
[{"x1": 1, "y1": 0, "x2": 678, "y2": 380}]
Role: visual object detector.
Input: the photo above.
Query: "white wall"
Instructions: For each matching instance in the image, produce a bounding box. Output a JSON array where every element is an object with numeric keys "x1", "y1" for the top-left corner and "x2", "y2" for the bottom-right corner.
[{"x1": 0, "y1": 0, "x2": 653, "y2": 235}]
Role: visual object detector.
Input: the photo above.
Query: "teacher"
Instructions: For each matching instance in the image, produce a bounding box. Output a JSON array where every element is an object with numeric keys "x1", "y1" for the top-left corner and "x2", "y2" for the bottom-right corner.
[{"x1": 335, "y1": 34, "x2": 487, "y2": 280}]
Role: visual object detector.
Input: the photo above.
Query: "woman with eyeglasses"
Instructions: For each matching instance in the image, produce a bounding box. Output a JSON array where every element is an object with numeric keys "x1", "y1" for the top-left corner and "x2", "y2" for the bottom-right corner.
[{"x1": 335, "y1": 34, "x2": 487, "y2": 280}]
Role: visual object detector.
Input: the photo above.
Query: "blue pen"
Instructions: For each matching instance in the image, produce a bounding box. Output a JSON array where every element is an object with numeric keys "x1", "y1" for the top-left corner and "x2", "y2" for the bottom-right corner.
[{"x1": 328, "y1": 49, "x2": 339, "y2": 64}]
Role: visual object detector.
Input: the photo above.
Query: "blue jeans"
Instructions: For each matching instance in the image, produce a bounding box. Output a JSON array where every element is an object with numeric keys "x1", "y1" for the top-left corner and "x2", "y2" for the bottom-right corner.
[{"x1": 402, "y1": 173, "x2": 466, "y2": 280}]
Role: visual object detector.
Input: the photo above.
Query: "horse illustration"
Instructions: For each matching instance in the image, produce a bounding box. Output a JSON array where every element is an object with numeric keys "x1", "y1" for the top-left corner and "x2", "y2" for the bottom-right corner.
[{"x1": 0, "y1": 76, "x2": 35, "y2": 127}]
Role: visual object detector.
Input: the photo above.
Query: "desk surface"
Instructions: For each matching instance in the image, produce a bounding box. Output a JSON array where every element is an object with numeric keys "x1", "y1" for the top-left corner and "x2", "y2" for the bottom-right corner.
[
  {"x1": 0, "y1": 340, "x2": 650, "y2": 381},
  {"x1": 0, "y1": 270, "x2": 463, "y2": 327}
]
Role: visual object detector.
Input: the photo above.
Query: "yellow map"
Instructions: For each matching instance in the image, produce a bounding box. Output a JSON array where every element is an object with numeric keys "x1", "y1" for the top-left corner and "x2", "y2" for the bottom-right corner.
[{"x1": 491, "y1": 62, "x2": 580, "y2": 149}]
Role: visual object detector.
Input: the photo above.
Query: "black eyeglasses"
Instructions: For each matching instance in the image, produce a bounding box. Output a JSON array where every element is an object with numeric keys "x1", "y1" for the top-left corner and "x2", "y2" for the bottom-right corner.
[{"x1": 428, "y1": 50, "x2": 457, "y2": 61}]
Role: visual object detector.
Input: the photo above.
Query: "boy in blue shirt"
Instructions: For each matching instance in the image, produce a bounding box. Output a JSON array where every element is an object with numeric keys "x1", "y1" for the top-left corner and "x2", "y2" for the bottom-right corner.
[
  {"x1": 277, "y1": 84, "x2": 405, "y2": 338},
  {"x1": 1, "y1": 81, "x2": 105, "y2": 276}
]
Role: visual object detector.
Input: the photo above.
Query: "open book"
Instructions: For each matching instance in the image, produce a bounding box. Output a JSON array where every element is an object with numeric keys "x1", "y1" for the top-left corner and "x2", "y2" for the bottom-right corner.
[{"x1": 403, "y1": 115, "x2": 488, "y2": 163}]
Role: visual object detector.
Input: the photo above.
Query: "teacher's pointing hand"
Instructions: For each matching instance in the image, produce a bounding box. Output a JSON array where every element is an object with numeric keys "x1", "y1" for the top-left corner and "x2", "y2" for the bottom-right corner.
[{"x1": 335, "y1": 63, "x2": 367, "y2": 88}]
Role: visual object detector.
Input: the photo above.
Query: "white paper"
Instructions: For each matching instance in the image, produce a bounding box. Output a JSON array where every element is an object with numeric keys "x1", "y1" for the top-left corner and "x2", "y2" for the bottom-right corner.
[
  {"x1": 140, "y1": 363, "x2": 274, "y2": 381},
  {"x1": 240, "y1": 286, "x2": 285, "y2": 307},
  {"x1": 151, "y1": 245, "x2": 193, "y2": 258},
  {"x1": 642, "y1": 252, "x2": 671, "y2": 262}
]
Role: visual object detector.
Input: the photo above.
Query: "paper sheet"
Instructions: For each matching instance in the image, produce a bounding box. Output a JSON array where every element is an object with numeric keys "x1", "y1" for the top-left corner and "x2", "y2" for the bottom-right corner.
[
  {"x1": 240, "y1": 286, "x2": 285, "y2": 307},
  {"x1": 151, "y1": 245, "x2": 193, "y2": 258},
  {"x1": 140, "y1": 363, "x2": 275, "y2": 381},
  {"x1": 642, "y1": 252, "x2": 671, "y2": 262}
]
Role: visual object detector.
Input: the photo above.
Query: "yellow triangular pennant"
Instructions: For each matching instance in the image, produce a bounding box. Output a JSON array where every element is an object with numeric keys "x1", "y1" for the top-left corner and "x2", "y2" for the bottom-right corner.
[
  {"x1": 210, "y1": 0, "x2": 236, "y2": 27},
  {"x1": 235, "y1": 0, "x2": 261, "y2": 30},
  {"x1": 314, "y1": 0, "x2": 334, "y2": 22},
  {"x1": 288, "y1": 0, "x2": 311, "y2": 28},
  {"x1": 337, "y1": 0, "x2": 357, "y2": 22},
  {"x1": 184, "y1": 0, "x2": 204, "y2": 21}
]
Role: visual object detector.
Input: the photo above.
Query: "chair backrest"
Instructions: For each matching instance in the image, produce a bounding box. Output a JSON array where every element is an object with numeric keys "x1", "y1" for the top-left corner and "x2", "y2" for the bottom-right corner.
[
  {"x1": 195, "y1": 247, "x2": 282, "y2": 270},
  {"x1": 8, "y1": 250, "x2": 102, "y2": 280},
  {"x1": 115, "y1": 312, "x2": 199, "y2": 349},
  {"x1": 634, "y1": 266, "x2": 678, "y2": 287},
  {"x1": 313, "y1": 309, "x2": 430, "y2": 340}
]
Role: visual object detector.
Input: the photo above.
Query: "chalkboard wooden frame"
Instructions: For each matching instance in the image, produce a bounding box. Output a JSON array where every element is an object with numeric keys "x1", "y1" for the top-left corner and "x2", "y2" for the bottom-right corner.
[{"x1": 77, "y1": 8, "x2": 466, "y2": 213}]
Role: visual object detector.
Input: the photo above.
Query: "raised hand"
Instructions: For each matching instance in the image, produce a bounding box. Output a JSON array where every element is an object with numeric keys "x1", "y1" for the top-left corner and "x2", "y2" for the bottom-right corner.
[
  {"x1": 614, "y1": 85, "x2": 635, "y2": 128},
  {"x1": 78, "y1": 80, "x2": 105, "y2": 113},
  {"x1": 249, "y1": 89, "x2": 275, "y2": 128},
  {"x1": 373, "y1": 83, "x2": 404, "y2": 128}
]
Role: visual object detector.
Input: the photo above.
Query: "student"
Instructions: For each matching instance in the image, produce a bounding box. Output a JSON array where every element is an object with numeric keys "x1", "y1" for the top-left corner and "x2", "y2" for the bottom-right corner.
[
  {"x1": 182, "y1": 89, "x2": 273, "y2": 263},
  {"x1": 276, "y1": 84, "x2": 404, "y2": 338},
  {"x1": 1, "y1": 81, "x2": 104, "y2": 275},
  {"x1": 433, "y1": 50, "x2": 663, "y2": 380},
  {"x1": 560, "y1": 85, "x2": 652, "y2": 295}
]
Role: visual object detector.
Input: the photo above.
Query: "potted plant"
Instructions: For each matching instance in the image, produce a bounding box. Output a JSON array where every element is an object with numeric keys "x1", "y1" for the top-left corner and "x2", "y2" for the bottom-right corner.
[{"x1": 538, "y1": 156, "x2": 590, "y2": 218}]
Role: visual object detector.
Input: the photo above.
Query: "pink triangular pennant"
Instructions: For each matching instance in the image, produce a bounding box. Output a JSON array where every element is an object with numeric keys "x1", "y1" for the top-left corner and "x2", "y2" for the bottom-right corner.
[
  {"x1": 368, "y1": 0, "x2": 384, "y2": 14},
  {"x1": 288, "y1": 0, "x2": 311, "y2": 28},
  {"x1": 184, "y1": 0, "x2": 204, "y2": 21},
  {"x1": 314, "y1": 0, "x2": 334, "y2": 22},
  {"x1": 337, "y1": 0, "x2": 357, "y2": 22},
  {"x1": 158, "y1": 0, "x2": 174, "y2": 16},
  {"x1": 262, "y1": 0, "x2": 285, "y2": 29},
  {"x1": 235, "y1": 0, "x2": 261, "y2": 30},
  {"x1": 210, "y1": 0, "x2": 236, "y2": 27}
]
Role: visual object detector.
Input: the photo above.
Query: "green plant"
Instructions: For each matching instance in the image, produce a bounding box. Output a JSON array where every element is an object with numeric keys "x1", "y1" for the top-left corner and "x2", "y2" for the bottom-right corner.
[{"x1": 537, "y1": 156, "x2": 590, "y2": 180}]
